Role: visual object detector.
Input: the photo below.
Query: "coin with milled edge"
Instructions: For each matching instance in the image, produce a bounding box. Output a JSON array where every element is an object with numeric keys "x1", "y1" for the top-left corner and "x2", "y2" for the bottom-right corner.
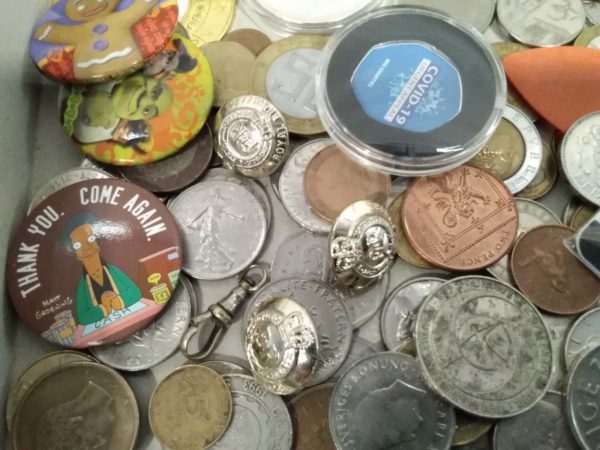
[
  {"x1": 487, "y1": 199, "x2": 560, "y2": 284},
  {"x1": 415, "y1": 276, "x2": 552, "y2": 418},
  {"x1": 575, "y1": 26, "x2": 600, "y2": 48},
  {"x1": 181, "y1": 0, "x2": 236, "y2": 46},
  {"x1": 330, "y1": 352, "x2": 456, "y2": 450},
  {"x1": 150, "y1": 365, "x2": 232, "y2": 450},
  {"x1": 395, "y1": 0, "x2": 495, "y2": 32},
  {"x1": 380, "y1": 277, "x2": 445, "y2": 351},
  {"x1": 290, "y1": 384, "x2": 336, "y2": 450},
  {"x1": 518, "y1": 135, "x2": 558, "y2": 200},
  {"x1": 212, "y1": 374, "x2": 293, "y2": 450},
  {"x1": 224, "y1": 28, "x2": 272, "y2": 56},
  {"x1": 270, "y1": 230, "x2": 330, "y2": 282},
  {"x1": 328, "y1": 337, "x2": 378, "y2": 381},
  {"x1": 565, "y1": 307, "x2": 600, "y2": 371},
  {"x1": 583, "y1": 0, "x2": 600, "y2": 25},
  {"x1": 543, "y1": 313, "x2": 574, "y2": 391},
  {"x1": 497, "y1": 0, "x2": 586, "y2": 47},
  {"x1": 333, "y1": 271, "x2": 390, "y2": 328}
]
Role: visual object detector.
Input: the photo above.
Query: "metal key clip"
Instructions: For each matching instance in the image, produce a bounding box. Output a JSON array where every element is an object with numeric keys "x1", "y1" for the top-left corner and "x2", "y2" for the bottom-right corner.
[{"x1": 180, "y1": 264, "x2": 269, "y2": 361}]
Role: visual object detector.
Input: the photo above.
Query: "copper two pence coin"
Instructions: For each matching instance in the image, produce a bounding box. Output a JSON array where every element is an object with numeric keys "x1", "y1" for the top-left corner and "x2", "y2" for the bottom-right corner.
[
  {"x1": 224, "y1": 28, "x2": 272, "y2": 56},
  {"x1": 511, "y1": 225, "x2": 600, "y2": 315},
  {"x1": 303, "y1": 145, "x2": 391, "y2": 222},
  {"x1": 289, "y1": 384, "x2": 336, "y2": 450},
  {"x1": 402, "y1": 165, "x2": 518, "y2": 271}
]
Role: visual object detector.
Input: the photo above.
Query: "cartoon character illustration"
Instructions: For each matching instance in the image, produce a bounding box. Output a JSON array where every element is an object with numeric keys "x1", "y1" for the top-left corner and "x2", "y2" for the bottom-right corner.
[
  {"x1": 33, "y1": 0, "x2": 160, "y2": 81},
  {"x1": 144, "y1": 38, "x2": 198, "y2": 79},
  {"x1": 59, "y1": 212, "x2": 142, "y2": 325}
]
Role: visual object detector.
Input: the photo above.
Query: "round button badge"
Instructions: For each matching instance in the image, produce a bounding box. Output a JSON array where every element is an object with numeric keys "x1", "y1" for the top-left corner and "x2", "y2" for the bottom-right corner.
[
  {"x1": 29, "y1": 0, "x2": 179, "y2": 84},
  {"x1": 62, "y1": 32, "x2": 214, "y2": 165},
  {"x1": 6, "y1": 179, "x2": 182, "y2": 348}
]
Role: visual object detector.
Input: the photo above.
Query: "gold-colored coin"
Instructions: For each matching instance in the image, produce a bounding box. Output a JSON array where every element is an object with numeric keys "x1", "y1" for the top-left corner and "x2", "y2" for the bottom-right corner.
[
  {"x1": 202, "y1": 41, "x2": 256, "y2": 107},
  {"x1": 492, "y1": 42, "x2": 539, "y2": 122},
  {"x1": 469, "y1": 118, "x2": 525, "y2": 179},
  {"x1": 571, "y1": 203, "x2": 597, "y2": 229},
  {"x1": 452, "y1": 412, "x2": 494, "y2": 446},
  {"x1": 250, "y1": 35, "x2": 329, "y2": 135},
  {"x1": 388, "y1": 192, "x2": 435, "y2": 269},
  {"x1": 150, "y1": 365, "x2": 232, "y2": 450},
  {"x1": 12, "y1": 361, "x2": 138, "y2": 450},
  {"x1": 182, "y1": 0, "x2": 236, "y2": 47},
  {"x1": 575, "y1": 25, "x2": 600, "y2": 48},
  {"x1": 518, "y1": 139, "x2": 558, "y2": 200},
  {"x1": 6, "y1": 350, "x2": 97, "y2": 433}
]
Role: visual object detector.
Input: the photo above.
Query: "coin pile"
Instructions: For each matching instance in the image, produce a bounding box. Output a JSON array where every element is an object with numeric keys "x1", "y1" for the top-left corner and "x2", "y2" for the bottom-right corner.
[{"x1": 7, "y1": 0, "x2": 600, "y2": 449}]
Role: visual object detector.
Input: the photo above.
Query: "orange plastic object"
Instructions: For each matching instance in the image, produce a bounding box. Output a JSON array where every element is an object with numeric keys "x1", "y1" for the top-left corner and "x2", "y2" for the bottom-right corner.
[{"x1": 504, "y1": 47, "x2": 600, "y2": 133}]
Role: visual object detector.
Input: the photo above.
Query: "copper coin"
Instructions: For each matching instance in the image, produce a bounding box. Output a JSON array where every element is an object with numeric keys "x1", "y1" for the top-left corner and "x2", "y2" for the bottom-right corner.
[
  {"x1": 511, "y1": 225, "x2": 600, "y2": 315},
  {"x1": 224, "y1": 28, "x2": 272, "y2": 56},
  {"x1": 289, "y1": 384, "x2": 336, "y2": 450},
  {"x1": 303, "y1": 145, "x2": 391, "y2": 222},
  {"x1": 402, "y1": 165, "x2": 518, "y2": 271}
]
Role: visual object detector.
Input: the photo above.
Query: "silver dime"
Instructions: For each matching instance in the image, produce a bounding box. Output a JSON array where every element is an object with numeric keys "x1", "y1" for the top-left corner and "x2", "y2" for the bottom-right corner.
[
  {"x1": 497, "y1": 0, "x2": 586, "y2": 47},
  {"x1": 330, "y1": 352, "x2": 456, "y2": 450},
  {"x1": 279, "y1": 139, "x2": 332, "y2": 234},
  {"x1": 328, "y1": 336, "x2": 378, "y2": 381},
  {"x1": 90, "y1": 280, "x2": 192, "y2": 371},
  {"x1": 201, "y1": 360, "x2": 252, "y2": 376},
  {"x1": 169, "y1": 178, "x2": 268, "y2": 280},
  {"x1": 493, "y1": 391, "x2": 578, "y2": 450},
  {"x1": 242, "y1": 278, "x2": 352, "y2": 386},
  {"x1": 487, "y1": 199, "x2": 560, "y2": 283},
  {"x1": 561, "y1": 112, "x2": 600, "y2": 207},
  {"x1": 566, "y1": 345, "x2": 600, "y2": 450},
  {"x1": 415, "y1": 276, "x2": 553, "y2": 418},
  {"x1": 583, "y1": 0, "x2": 600, "y2": 25},
  {"x1": 212, "y1": 374, "x2": 293, "y2": 450},
  {"x1": 542, "y1": 313, "x2": 574, "y2": 391},
  {"x1": 395, "y1": 0, "x2": 495, "y2": 32},
  {"x1": 28, "y1": 168, "x2": 113, "y2": 213},
  {"x1": 565, "y1": 307, "x2": 600, "y2": 371},
  {"x1": 380, "y1": 277, "x2": 445, "y2": 351},
  {"x1": 333, "y1": 272, "x2": 390, "y2": 329},
  {"x1": 270, "y1": 230, "x2": 330, "y2": 282}
]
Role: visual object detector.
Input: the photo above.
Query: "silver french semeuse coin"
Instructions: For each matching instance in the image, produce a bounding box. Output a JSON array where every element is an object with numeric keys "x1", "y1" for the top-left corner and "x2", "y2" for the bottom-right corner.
[
  {"x1": 270, "y1": 230, "x2": 330, "y2": 282},
  {"x1": 565, "y1": 307, "x2": 600, "y2": 370},
  {"x1": 330, "y1": 352, "x2": 456, "y2": 450},
  {"x1": 394, "y1": 0, "x2": 495, "y2": 32},
  {"x1": 583, "y1": 0, "x2": 600, "y2": 24},
  {"x1": 332, "y1": 272, "x2": 390, "y2": 329},
  {"x1": 328, "y1": 336, "x2": 379, "y2": 381},
  {"x1": 415, "y1": 276, "x2": 553, "y2": 418}
]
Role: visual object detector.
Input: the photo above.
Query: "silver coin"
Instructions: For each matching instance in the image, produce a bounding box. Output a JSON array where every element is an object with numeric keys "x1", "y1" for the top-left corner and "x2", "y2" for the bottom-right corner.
[
  {"x1": 328, "y1": 336, "x2": 378, "y2": 381},
  {"x1": 583, "y1": 0, "x2": 600, "y2": 25},
  {"x1": 561, "y1": 112, "x2": 600, "y2": 207},
  {"x1": 90, "y1": 280, "x2": 192, "y2": 371},
  {"x1": 563, "y1": 198, "x2": 581, "y2": 225},
  {"x1": 415, "y1": 276, "x2": 553, "y2": 418},
  {"x1": 201, "y1": 360, "x2": 252, "y2": 376},
  {"x1": 253, "y1": 0, "x2": 375, "y2": 26},
  {"x1": 487, "y1": 199, "x2": 560, "y2": 283},
  {"x1": 279, "y1": 139, "x2": 332, "y2": 234},
  {"x1": 270, "y1": 230, "x2": 330, "y2": 282},
  {"x1": 212, "y1": 374, "x2": 293, "y2": 450},
  {"x1": 169, "y1": 178, "x2": 268, "y2": 280},
  {"x1": 566, "y1": 345, "x2": 600, "y2": 450},
  {"x1": 80, "y1": 157, "x2": 108, "y2": 170},
  {"x1": 242, "y1": 278, "x2": 352, "y2": 386},
  {"x1": 380, "y1": 277, "x2": 445, "y2": 351},
  {"x1": 493, "y1": 391, "x2": 578, "y2": 450},
  {"x1": 565, "y1": 307, "x2": 600, "y2": 371},
  {"x1": 542, "y1": 313, "x2": 575, "y2": 391},
  {"x1": 497, "y1": 0, "x2": 586, "y2": 47},
  {"x1": 333, "y1": 272, "x2": 390, "y2": 329},
  {"x1": 330, "y1": 352, "x2": 456, "y2": 450},
  {"x1": 395, "y1": 0, "x2": 495, "y2": 32},
  {"x1": 28, "y1": 168, "x2": 113, "y2": 213}
]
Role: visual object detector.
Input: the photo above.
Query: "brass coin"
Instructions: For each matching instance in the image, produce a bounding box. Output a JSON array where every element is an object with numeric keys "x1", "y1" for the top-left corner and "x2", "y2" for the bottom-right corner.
[
  {"x1": 303, "y1": 144, "x2": 391, "y2": 222},
  {"x1": 12, "y1": 361, "x2": 138, "y2": 450},
  {"x1": 181, "y1": 0, "x2": 236, "y2": 46},
  {"x1": 149, "y1": 365, "x2": 232, "y2": 449},
  {"x1": 453, "y1": 412, "x2": 494, "y2": 446},
  {"x1": 224, "y1": 28, "x2": 273, "y2": 56},
  {"x1": 250, "y1": 35, "x2": 328, "y2": 135},
  {"x1": 571, "y1": 203, "x2": 597, "y2": 229},
  {"x1": 388, "y1": 192, "x2": 435, "y2": 269},
  {"x1": 6, "y1": 350, "x2": 97, "y2": 433},
  {"x1": 202, "y1": 41, "x2": 255, "y2": 108},
  {"x1": 469, "y1": 118, "x2": 526, "y2": 180},
  {"x1": 575, "y1": 25, "x2": 600, "y2": 48},
  {"x1": 518, "y1": 139, "x2": 558, "y2": 200}
]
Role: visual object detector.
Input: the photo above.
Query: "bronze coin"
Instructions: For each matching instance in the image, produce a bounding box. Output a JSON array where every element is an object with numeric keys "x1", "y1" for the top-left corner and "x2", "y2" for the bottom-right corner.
[
  {"x1": 303, "y1": 145, "x2": 391, "y2": 222},
  {"x1": 453, "y1": 412, "x2": 493, "y2": 446},
  {"x1": 511, "y1": 225, "x2": 600, "y2": 315},
  {"x1": 289, "y1": 384, "x2": 336, "y2": 450},
  {"x1": 402, "y1": 165, "x2": 518, "y2": 271},
  {"x1": 224, "y1": 28, "x2": 272, "y2": 56}
]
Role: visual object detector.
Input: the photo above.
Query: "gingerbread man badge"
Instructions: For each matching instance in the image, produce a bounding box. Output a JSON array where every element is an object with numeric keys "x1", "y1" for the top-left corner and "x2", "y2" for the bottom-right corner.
[{"x1": 29, "y1": 0, "x2": 178, "y2": 83}]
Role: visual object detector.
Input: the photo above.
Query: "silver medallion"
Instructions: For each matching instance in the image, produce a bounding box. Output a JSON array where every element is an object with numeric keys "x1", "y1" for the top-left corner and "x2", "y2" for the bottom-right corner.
[
  {"x1": 215, "y1": 95, "x2": 290, "y2": 178},
  {"x1": 487, "y1": 199, "x2": 560, "y2": 283},
  {"x1": 565, "y1": 307, "x2": 600, "y2": 370},
  {"x1": 493, "y1": 391, "x2": 579, "y2": 450},
  {"x1": 333, "y1": 271, "x2": 390, "y2": 329},
  {"x1": 584, "y1": 0, "x2": 600, "y2": 25},
  {"x1": 497, "y1": 0, "x2": 586, "y2": 47},
  {"x1": 28, "y1": 167, "x2": 113, "y2": 213},
  {"x1": 279, "y1": 139, "x2": 332, "y2": 234},
  {"x1": 542, "y1": 313, "x2": 574, "y2": 391},
  {"x1": 415, "y1": 276, "x2": 553, "y2": 418},
  {"x1": 380, "y1": 277, "x2": 445, "y2": 351},
  {"x1": 561, "y1": 112, "x2": 600, "y2": 207},
  {"x1": 270, "y1": 230, "x2": 330, "y2": 282},
  {"x1": 395, "y1": 0, "x2": 495, "y2": 32},
  {"x1": 243, "y1": 278, "x2": 352, "y2": 386},
  {"x1": 201, "y1": 359, "x2": 252, "y2": 376},
  {"x1": 330, "y1": 352, "x2": 456, "y2": 450},
  {"x1": 91, "y1": 280, "x2": 192, "y2": 371},
  {"x1": 169, "y1": 178, "x2": 268, "y2": 280},
  {"x1": 328, "y1": 336, "x2": 378, "y2": 381},
  {"x1": 212, "y1": 374, "x2": 293, "y2": 450}
]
